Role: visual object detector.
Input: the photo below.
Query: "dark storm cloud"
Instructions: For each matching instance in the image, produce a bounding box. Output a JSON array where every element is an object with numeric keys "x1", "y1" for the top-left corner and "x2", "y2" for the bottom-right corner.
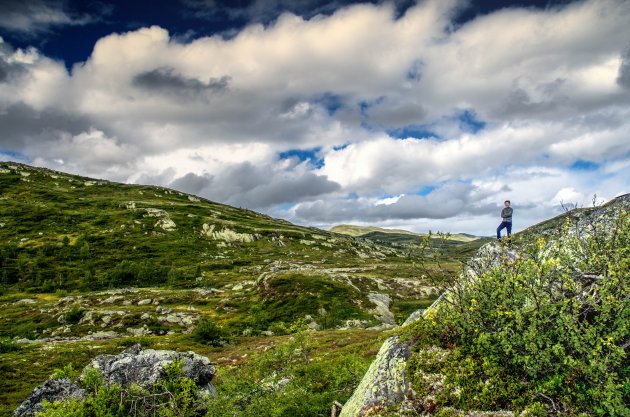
[
  {"x1": 184, "y1": 0, "x2": 415, "y2": 25},
  {"x1": 617, "y1": 47, "x2": 630, "y2": 89},
  {"x1": 0, "y1": 0, "x2": 94, "y2": 34},
  {"x1": 133, "y1": 67, "x2": 230, "y2": 97},
  {"x1": 0, "y1": 102, "x2": 93, "y2": 147},
  {"x1": 293, "y1": 182, "x2": 502, "y2": 223},
  {"x1": 167, "y1": 163, "x2": 340, "y2": 209},
  {"x1": 170, "y1": 172, "x2": 214, "y2": 195}
]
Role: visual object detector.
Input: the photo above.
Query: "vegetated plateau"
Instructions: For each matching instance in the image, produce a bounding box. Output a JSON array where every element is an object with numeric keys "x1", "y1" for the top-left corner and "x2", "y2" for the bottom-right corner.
[
  {"x1": 3, "y1": 162, "x2": 625, "y2": 417},
  {"x1": 0, "y1": 162, "x2": 484, "y2": 417}
]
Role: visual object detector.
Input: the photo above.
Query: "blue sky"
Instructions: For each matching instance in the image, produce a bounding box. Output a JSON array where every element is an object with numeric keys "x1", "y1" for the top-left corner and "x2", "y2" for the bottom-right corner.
[{"x1": 0, "y1": 0, "x2": 628, "y2": 235}]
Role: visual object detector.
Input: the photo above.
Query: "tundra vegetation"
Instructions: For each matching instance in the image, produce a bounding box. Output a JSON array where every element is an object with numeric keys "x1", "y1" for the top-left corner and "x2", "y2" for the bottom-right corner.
[
  {"x1": 3, "y1": 162, "x2": 625, "y2": 417},
  {"x1": 0, "y1": 163, "x2": 485, "y2": 416},
  {"x1": 398, "y1": 205, "x2": 629, "y2": 416}
]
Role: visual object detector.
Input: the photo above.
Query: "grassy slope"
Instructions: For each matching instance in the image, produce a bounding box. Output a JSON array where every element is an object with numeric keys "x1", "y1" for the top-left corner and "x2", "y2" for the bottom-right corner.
[{"x1": 0, "y1": 162, "x2": 481, "y2": 416}]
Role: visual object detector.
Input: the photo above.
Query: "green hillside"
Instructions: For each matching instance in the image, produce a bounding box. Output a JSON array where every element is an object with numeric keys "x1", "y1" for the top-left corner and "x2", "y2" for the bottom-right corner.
[
  {"x1": 331, "y1": 224, "x2": 484, "y2": 250},
  {"x1": 0, "y1": 161, "x2": 460, "y2": 330},
  {"x1": 0, "y1": 162, "x2": 491, "y2": 417},
  {"x1": 331, "y1": 224, "x2": 421, "y2": 237}
]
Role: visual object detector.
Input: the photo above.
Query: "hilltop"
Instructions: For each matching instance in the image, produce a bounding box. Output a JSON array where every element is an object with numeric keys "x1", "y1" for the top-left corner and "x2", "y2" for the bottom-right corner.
[
  {"x1": 340, "y1": 193, "x2": 629, "y2": 417},
  {"x1": 331, "y1": 224, "x2": 480, "y2": 242},
  {"x1": 331, "y1": 224, "x2": 484, "y2": 250}
]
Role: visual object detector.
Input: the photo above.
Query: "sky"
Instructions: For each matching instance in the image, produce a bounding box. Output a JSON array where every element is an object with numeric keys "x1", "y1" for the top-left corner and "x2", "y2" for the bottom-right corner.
[{"x1": 0, "y1": 0, "x2": 628, "y2": 236}]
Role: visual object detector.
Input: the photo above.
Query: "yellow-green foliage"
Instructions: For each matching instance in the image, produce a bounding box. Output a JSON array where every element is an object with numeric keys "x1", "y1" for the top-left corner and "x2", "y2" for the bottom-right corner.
[
  {"x1": 407, "y1": 210, "x2": 629, "y2": 416},
  {"x1": 40, "y1": 360, "x2": 204, "y2": 417}
]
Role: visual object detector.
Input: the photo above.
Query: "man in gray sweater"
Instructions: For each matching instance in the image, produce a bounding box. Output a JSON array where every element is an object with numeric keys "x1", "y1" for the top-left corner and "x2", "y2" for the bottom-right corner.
[{"x1": 497, "y1": 200, "x2": 513, "y2": 240}]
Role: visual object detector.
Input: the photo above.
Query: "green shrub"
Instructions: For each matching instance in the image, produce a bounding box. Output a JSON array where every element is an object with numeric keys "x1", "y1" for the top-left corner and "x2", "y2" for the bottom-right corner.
[
  {"x1": 40, "y1": 361, "x2": 206, "y2": 417},
  {"x1": 407, "y1": 210, "x2": 629, "y2": 416},
  {"x1": 192, "y1": 317, "x2": 225, "y2": 346},
  {"x1": 63, "y1": 305, "x2": 84, "y2": 325},
  {"x1": 0, "y1": 338, "x2": 20, "y2": 353},
  {"x1": 51, "y1": 363, "x2": 79, "y2": 380},
  {"x1": 204, "y1": 333, "x2": 370, "y2": 417}
]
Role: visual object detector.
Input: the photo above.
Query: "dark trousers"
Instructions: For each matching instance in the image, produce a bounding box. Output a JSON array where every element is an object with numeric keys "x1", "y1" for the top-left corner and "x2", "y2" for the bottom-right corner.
[{"x1": 497, "y1": 221, "x2": 512, "y2": 239}]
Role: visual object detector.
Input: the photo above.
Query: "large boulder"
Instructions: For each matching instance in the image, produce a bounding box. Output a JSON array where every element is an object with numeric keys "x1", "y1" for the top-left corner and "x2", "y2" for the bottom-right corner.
[
  {"x1": 15, "y1": 344, "x2": 216, "y2": 417},
  {"x1": 86, "y1": 344, "x2": 215, "y2": 393},
  {"x1": 339, "y1": 335, "x2": 413, "y2": 417},
  {"x1": 14, "y1": 378, "x2": 85, "y2": 417}
]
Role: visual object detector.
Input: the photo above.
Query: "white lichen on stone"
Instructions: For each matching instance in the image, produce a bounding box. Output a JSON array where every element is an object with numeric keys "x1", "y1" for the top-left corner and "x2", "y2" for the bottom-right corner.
[
  {"x1": 202, "y1": 223, "x2": 257, "y2": 243},
  {"x1": 339, "y1": 335, "x2": 412, "y2": 417},
  {"x1": 368, "y1": 292, "x2": 396, "y2": 325}
]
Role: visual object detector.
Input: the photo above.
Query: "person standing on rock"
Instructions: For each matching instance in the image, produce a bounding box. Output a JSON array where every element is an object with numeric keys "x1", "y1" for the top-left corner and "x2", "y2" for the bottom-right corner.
[{"x1": 497, "y1": 200, "x2": 513, "y2": 240}]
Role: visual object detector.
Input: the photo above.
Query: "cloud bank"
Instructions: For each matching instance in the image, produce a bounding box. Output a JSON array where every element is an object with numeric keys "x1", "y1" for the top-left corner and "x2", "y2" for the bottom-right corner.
[{"x1": 0, "y1": 0, "x2": 629, "y2": 235}]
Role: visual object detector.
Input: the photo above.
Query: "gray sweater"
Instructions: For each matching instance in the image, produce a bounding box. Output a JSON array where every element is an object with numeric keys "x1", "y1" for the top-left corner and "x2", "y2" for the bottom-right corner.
[{"x1": 501, "y1": 207, "x2": 513, "y2": 222}]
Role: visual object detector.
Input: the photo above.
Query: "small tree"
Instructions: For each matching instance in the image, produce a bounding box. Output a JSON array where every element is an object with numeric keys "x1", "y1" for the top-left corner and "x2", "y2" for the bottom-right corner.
[{"x1": 192, "y1": 316, "x2": 224, "y2": 346}]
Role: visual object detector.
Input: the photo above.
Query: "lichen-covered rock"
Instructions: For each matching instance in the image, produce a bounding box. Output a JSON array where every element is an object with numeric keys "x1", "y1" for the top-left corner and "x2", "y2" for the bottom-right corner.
[
  {"x1": 368, "y1": 292, "x2": 396, "y2": 325},
  {"x1": 14, "y1": 377, "x2": 85, "y2": 417},
  {"x1": 85, "y1": 344, "x2": 215, "y2": 393},
  {"x1": 14, "y1": 344, "x2": 216, "y2": 417},
  {"x1": 339, "y1": 335, "x2": 412, "y2": 417}
]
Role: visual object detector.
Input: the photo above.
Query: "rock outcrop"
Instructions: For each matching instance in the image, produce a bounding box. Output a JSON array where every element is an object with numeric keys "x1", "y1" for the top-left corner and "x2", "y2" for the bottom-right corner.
[
  {"x1": 14, "y1": 378, "x2": 85, "y2": 417},
  {"x1": 339, "y1": 335, "x2": 412, "y2": 417},
  {"x1": 339, "y1": 194, "x2": 629, "y2": 416},
  {"x1": 14, "y1": 344, "x2": 215, "y2": 417}
]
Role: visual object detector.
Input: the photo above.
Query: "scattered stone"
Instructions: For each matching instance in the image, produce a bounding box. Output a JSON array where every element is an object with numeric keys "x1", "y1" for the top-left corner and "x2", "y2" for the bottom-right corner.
[
  {"x1": 137, "y1": 299, "x2": 152, "y2": 306},
  {"x1": 15, "y1": 299, "x2": 37, "y2": 305},
  {"x1": 368, "y1": 292, "x2": 396, "y2": 325},
  {"x1": 127, "y1": 326, "x2": 151, "y2": 337},
  {"x1": 100, "y1": 296, "x2": 123, "y2": 304},
  {"x1": 307, "y1": 321, "x2": 321, "y2": 331},
  {"x1": 166, "y1": 314, "x2": 180, "y2": 324}
]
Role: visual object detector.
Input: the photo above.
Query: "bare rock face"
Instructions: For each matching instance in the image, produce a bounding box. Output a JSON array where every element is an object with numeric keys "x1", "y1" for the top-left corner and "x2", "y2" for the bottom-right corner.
[
  {"x1": 14, "y1": 344, "x2": 216, "y2": 417},
  {"x1": 14, "y1": 378, "x2": 85, "y2": 417},
  {"x1": 339, "y1": 335, "x2": 412, "y2": 417},
  {"x1": 86, "y1": 344, "x2": 215, "y2": 393}
]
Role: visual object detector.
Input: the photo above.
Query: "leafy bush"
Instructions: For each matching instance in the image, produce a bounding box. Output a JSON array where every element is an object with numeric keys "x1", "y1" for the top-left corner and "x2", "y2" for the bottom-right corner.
[
  {"x1": 407, "y1": 210, "x2": 629, "y2": 416},
  {"x1": 40, "y1": 360, "x2": 207, "y2": 417},
  {"x1": 192, "y1": 317, "x2": 225, "y2": 346},
  {"x1": 0, "y1": 338, "x2": 21, "y2": 353},
  {"x1": 63, "y1": 305, "x2": 84, "y2": 325},
  {"x1": 51, "y1": 363, "x2": 79, "y2": 380}
]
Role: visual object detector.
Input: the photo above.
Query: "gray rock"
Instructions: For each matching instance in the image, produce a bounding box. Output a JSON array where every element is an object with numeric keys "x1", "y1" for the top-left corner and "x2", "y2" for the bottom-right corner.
[
  {"x1": 339, "y1": 335, "x2": 412, "y2": 417},
  {"x1": 166, "y1": 314, "x2": 181, "y2": 324},
  {"x1": 15, "y1": 299, "x2": 36, "y2": 305},
  {"x1": 86, "y1": 344, "x2": 215, "y2": 392},
  {"x1": 15, "y1": 344, "x2": 216, "y2": 417},
  {"x1": 14, "y1": 377, "x2": 85, "y2": 417},
  {"x1": 402, "y1": 309, "x2": 423, "y2": 326},
  {"x1": 368, "y1": 292, "x2": 396, "y2": 325},
  {"x1": 127, "y1": 326, "x2": 151, "y2": 336}
]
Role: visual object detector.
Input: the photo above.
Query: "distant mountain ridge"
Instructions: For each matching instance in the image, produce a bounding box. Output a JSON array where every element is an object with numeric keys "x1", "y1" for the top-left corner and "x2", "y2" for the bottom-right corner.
[{"x1": 331, "y1": 224, "x2": 481, "y2": 243}]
